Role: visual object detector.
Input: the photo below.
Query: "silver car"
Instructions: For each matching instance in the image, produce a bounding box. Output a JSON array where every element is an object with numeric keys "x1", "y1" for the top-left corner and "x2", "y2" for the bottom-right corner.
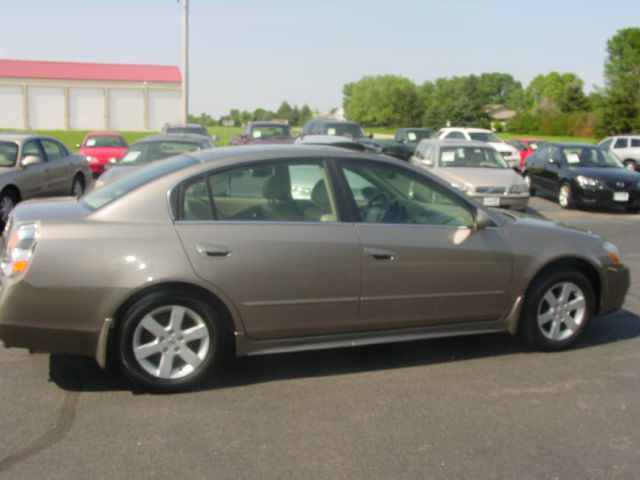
[
  {"x1": 0, "y1": 133, "x2": 92, "y2": 226},
  {"x1": 598, "y1": 135, "x2": 640, "y2": 171},
  {"x1": 0, "y1": 146, "x2": 629, "y2": 392},
  {"x1": 411, "y1": 139, "x2": 529, "y2": 210}
]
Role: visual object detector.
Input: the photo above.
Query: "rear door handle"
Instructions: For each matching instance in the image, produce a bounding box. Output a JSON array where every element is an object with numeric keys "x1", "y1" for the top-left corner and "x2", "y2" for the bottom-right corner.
[
  {"x1": 196, "y1": 244, "x2": 230, "y2": 257},
  {"x1": 364, "y1": 247, "x2": 396, "y2": 261}
]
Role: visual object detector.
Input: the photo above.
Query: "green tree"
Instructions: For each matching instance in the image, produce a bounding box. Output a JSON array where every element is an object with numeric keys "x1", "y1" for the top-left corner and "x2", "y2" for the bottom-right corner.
[
  {"x1": 478, "y1": 73, "x2": 524, "y2": 108},
  {"x1": 343, "y1": 75, "x2": 422, "y2": 126},
  {"x1": 276, "y1": 101, "x2": 294, "y2": 122},
  {"x1": 599, "y1": 28, "x2": 640, "y2": 134},
  {"x1": 525, "y1": 72, "x2": 588, "y2": 113},
  {"x1": 299, "y1": 104, "x2": 313, "y2": 125},
  {"x1": 421, "y1": 76, "x2": 487, "y2": 128}
]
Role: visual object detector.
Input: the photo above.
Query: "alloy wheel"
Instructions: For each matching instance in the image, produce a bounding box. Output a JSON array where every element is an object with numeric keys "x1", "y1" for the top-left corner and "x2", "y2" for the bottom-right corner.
[
  {"x1": 132, "y1": 304, "x2": 211, "y2": 380},
  {"x1": 0, "y1": 194, "x2": 16, "y2": 224},
  {"x1": 536, "y1": 281, "x2": 586, "y2": 341},
  {"x1": 558, "y1": 184, "x2": 571, "y2": 208}
]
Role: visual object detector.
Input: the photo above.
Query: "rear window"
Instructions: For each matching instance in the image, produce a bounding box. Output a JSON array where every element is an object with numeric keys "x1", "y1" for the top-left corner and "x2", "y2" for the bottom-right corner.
[
  {"x1": 0, "y1": 142, "x2": 18, "y2": 167},
  {"x1": 82, "y1": 155, "x2": 197, "y2": 210},
  {"x1": 121, "y1": 141, "x2": 203, "y2": 165}
]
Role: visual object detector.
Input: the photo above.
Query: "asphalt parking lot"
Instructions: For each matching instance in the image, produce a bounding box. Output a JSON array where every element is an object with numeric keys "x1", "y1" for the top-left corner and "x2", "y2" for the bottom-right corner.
[{"x1": 1, "y1": 195, "x2": 639, "y2": 480}]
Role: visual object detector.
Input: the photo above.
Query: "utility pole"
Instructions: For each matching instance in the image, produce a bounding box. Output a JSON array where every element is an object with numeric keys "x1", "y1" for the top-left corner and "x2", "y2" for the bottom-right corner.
[{"x1": 181, "y1": 0, "x2": 189, "y2": 123}]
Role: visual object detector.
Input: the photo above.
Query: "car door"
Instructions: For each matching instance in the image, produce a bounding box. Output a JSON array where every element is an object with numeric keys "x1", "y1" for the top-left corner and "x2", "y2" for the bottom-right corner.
[
  {"x1": 540, "y1": 145, "x2": 565, "y2": 194},
  {"x1": 18, "y1": 140, "x2": 48, "y2": 199},
  {"x1": 337, "y1": 159, "x2": 513, "y2": 331},
  {"x1": 173, "y1": 158, "x2": 361, "y2": 340},
  {"x1": 40, "y1": 139, "x2": 73, "y2": 195}
]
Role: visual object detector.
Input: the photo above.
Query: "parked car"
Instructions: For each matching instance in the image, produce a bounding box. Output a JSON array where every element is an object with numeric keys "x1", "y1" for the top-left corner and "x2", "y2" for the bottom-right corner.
[
  {"x1": 301, "y1": 119, "x2": 413, "y2": 160},
  {"x1": 394, "y1": 128, "x2": 435, "y2": 148},
  {"x1": 0, "y1": 132, "x2": 92, "y2": 227},
  {"x1": 507, "y1": 138, "x2": 545, "y2": 170},
  {"x1": 598, "y1": 135, "x2": 640, "y2": 171},
  {"x1": 229, "y1": 121, "x2": 295, "y2": 145},
  {"x1": 523, "y1": 142, "x2": 640, "y2": 212},
  {"x1": 162, "y1": 122, "x2": 211, "y2": 138},
  {"x1": 437, "y1": 128, "x2": 520, "y2": 169},
  {"x1": 0, "y1": 145, "x2": 629, "y2": 392},
  {"x1": 410, "y1": 139, "x2": 529, "y2": 210},
  {"x1": 76, "y1": 132, "x2": 129, "y2": 177},
  {"x1": 94, "y1": 133, "x2": 215, "y2": 189}
]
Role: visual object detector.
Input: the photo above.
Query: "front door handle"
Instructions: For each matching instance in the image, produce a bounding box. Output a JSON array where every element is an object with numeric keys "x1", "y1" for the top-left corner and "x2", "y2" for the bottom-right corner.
[
  {"x1": 196, "y1": 244, "x2": 230, "y2": 257},
  {"x1": 364, "y1": 247, "x2": 396, "y2": 261}
]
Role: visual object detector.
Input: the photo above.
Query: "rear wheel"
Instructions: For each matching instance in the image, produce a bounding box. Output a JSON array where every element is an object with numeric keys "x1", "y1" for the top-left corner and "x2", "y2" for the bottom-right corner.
[
  {"x1": 558, "y1": 182, "x2": 573, "y2": 209},
  {"x1": 519, "y1": 268, "x2": 594, "y2": 351},
  {"x1": 0, "y1": 189, "x2": 18, "y2": 228},
  {"x1": 71, "y1": 174, "x2": 85, "y2": 198},
  {"x1": 523, "y1": 173, "x2": 535, "y2": 195},
  {"x1": 117, "y1": 290, "x2": 223, "y2": 392}
]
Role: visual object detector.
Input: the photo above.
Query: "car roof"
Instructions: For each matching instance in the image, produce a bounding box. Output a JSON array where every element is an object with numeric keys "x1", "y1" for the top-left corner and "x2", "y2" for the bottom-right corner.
[
  {"x1": 419, "y1": 138, "x2": 492, "y2": 148},
  {"x1": 247, "y1": 121, "x2": 290, "y2": 127},
  {"x1": 309, "y1": 119, "x2": 361, "y2": 125},
  {"x1": 397, "y1": 127, "x2": 433, "y2": 132},
  {"x1": 164, "y1": 122, "x2": 205, "y2": 128},
  {"x1": 439, "y1": 127, "x2": 492, "y2": 133},
  {"x1": 84, "y1": 132, "x2": 125, "y2": 137},
  {"x1": 134, "y1": 133, "x2": 211, "y2": 144}
]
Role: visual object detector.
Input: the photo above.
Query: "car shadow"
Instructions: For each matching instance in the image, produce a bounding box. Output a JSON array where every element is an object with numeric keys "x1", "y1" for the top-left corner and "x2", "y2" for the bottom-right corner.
[
  {"x1": 48, "y1": 309, "x2": 640, "y2": 394},
  {"x1": 531, "y1": 193, "x2": 637, "y2": 215}
]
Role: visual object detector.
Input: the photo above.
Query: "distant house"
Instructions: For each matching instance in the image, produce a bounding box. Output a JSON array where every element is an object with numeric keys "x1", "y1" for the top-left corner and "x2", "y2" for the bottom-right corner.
[
  {"x1": 484, "y1": 104, "x2": 517, "y2": 130},
  {"x1": 318, "y1": 107, "x2": 346, "y2": 121},
  {"x1": 0, "y1": 58, "x2": 182, "y2": 131},
  {"x1": 219, "y1": 116, "x2": 235, "y2": 127}
]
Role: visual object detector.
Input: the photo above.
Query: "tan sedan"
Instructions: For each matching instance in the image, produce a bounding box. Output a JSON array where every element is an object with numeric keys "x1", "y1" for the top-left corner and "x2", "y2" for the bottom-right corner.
[
  {"x1": 0, "y1": 146, "x2": 630, "y2": 392},
  {"x1": 0, "y1": 133, "x2": 92, "y2": 226}
]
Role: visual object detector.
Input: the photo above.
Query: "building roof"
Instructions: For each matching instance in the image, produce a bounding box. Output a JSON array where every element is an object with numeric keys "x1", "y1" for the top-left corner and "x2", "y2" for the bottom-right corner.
[{"x1": 0, "y1": 59, "x2": 181, "y2": 84}]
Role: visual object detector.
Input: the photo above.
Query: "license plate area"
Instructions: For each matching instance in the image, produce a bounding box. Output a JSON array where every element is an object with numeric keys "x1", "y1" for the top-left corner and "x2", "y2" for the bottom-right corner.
[
  {"x1": 483, "y1": 197, "x2": 500, "y2": 206},
  {"x1": 614, "y1": 192, "x2": 629, "y2": 202}
]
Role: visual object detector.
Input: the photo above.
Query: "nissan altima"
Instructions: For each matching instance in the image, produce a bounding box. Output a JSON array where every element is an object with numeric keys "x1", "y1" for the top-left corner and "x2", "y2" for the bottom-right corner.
[{"x1": 0, "y1": 146, "x2": 630, "y2": 392}]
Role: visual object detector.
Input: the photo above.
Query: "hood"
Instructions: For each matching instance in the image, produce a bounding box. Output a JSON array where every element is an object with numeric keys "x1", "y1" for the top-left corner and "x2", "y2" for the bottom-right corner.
[
  {"x1": 79, "y1": 146, "x2": 128, "y2": 161},
  {"x1": 435, "y1": 167, "x2": 525, "y2": 189},
  {"x1": 489, "y1": 142, "x2": 518, "y2": 155},
  {"x1": 10, "y1": 197, "x2": 91, "y2": 223},
  {"x1": 567, "y1": 166, "x2": 640, "y2": 183}
]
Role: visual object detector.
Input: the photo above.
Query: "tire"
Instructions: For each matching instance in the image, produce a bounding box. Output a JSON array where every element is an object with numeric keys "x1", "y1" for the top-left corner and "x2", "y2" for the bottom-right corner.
[
  {"x1": 523, "y1": 173, "x2": 536, "y2": 196},
  {"x1": 71, "y1": 174, "x2": 85, "y2": 198},
  {"x1": 519, "y1": 268, "x2": 594, "y2": 351},
  {"x1": 117, "y1": 290, "x2": 224, "y2": 392},
  {"x1": 558, "y1": 182, "x2": 573, "y2": 209},
  {"x1": 623, "y1": 160, "x2": 637, "y2": 171},
  {"x1": 0, "y1": 189, "x2": 18, "y2": 229}
]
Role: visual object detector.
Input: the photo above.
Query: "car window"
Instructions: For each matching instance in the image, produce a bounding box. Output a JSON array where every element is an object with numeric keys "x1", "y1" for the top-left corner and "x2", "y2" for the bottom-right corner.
[
  {"x1": 599, "y1": 139, "x2": 613, "y2": 149},
  {"x1": 121, "y1": 141, "x2": 202, "y2": 165},
  {"x1": 445, "y1": 131, "x2": 466, "y2": 140},
  {"x1": 561, "y1": 147, "x2": 623, "y2": 168},
  {"x1": 21, "y1": 140, "x2": 45, "y2": 161},
  {"x1": 340, "y1": 161, "x2": 474, "y2": 227},
  {"x1": 424, "y1": 145, "x2": 436, "y2": 163},
  {"x1": 438, "y1": 147, "x2": 507, "y2": 168},
  {"x1": 631, "y1": 138, "x2": 640, "y2": 148},
  {"x1": 181, "y1": 160, "x2": 338, "y2": 222},
  {"x1": 0, "y1": 142, "x2": 18, "y2": 167},
  {"x1": 613, "y1": 138, "x2": 628, "y2": 149},
  {"x1": 468, "y1": 132, "x2": 501, "y2": 143},
  {"x1": 40, "y1": 139, "x2": 67, "y2": 161},
  {"x1": 85, "y1": 135, "x2": 127, "y2": 148}
]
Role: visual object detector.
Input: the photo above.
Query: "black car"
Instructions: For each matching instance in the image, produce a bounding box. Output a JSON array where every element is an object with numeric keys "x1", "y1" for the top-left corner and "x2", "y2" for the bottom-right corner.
[
  {"x1": 394, "y1": 128, "x2": 435, "y2": 147},
  {"x1": 524, "y1": 142, "x2": 640, "y2": 212},
  {"x1": 301, "y1": 120, "x2": 414, "y2": 161}
]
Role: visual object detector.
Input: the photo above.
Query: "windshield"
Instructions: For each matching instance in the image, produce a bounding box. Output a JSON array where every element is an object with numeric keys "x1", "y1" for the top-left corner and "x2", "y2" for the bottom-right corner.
[
  {"x1": 439, "y1": 146, "x2": 508, "y2": 168},
  {"x1": 83, "y1": 156, "x2": 198, "y2": 210},
  {"x1": 250, "y1": 125, "x2": 292, "y2": 139},
  {"x1": 121, "y1": 141, "x2": 203, "y2": 165},
  {"x1": 468, "y1": 132, "x2": 502, "y2": 143},
  {"x1": 0, "y1": 142, "x2": 18, "y2": 167},
  {"x1": 406, "y1": 130, "x2": 432, "y2": 143},
  {"x1": 84, "y1": 135, "x2": 127, "y2": 148},
  {"x1": 325, "y1": 123, "x2": 365, "y2": 138},
  {"x1": 562, "y1": 147, "x2": 624, "y2": 168}
]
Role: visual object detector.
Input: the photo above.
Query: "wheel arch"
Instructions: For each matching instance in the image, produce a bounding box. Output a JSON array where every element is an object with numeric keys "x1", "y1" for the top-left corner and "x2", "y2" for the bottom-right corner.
[
  {"x1": 1, "y1": 184, "x2": 22, "y2": 202},
  {"x1": 104, "y1": 281, "x2": 238, "y2": 367}
]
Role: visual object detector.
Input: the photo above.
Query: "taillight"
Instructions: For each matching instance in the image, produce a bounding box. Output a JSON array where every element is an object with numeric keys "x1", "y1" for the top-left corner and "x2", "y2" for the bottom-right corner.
[{"x1": 1, "y1": 223, "x2": 39, "y2": 277}]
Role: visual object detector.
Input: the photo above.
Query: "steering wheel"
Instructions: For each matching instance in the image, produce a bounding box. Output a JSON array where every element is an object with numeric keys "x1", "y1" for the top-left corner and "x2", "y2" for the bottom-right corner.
[{"x1": 364, "y1": 192, "x2": 393, "y2": 223}]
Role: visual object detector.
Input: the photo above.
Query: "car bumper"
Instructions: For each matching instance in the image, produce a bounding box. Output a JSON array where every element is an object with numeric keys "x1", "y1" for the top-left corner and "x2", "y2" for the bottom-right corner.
[
  {"x1": 573, "y1": 187, "x2": 640, "y2": 209},
  {"x1": 599, "y1": 264, "x2": 630, "y2": 315},
  {"x1": 89, "y1": 162, "x2": 107, "y2": 175},
  {"x1": 470, "y1": 194, "x2": 529, "y2": 211}
]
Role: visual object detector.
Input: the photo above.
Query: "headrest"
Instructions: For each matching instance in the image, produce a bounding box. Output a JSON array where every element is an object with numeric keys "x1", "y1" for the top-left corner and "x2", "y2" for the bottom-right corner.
[
  {"x1": 262, "y1": 175, "x2": 291, "y2": 201},
  {"x1": 311, "y1": 180, "x2": 329, "y2": 205}
]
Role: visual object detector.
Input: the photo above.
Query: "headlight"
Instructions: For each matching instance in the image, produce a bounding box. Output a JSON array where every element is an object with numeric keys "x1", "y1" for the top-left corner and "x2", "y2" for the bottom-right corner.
[
  {"x1": 86, "y1": 156, "x2": 98, "y2": 163},
  {"x1": 450, "y1": 183, "x2": 469, "y2": 193},
  {"x1": 1, "y1": 223, "x2": 39, "y2": 277},
  {"x1": 576, "y1": 175, "x2": 599, "y2": 188},
  {"x1": 603, "y1": 241, "x2": 622, "y2": 265},
  {"x1": 509, "y1": 184, "x2": 529, "y2": 194}
]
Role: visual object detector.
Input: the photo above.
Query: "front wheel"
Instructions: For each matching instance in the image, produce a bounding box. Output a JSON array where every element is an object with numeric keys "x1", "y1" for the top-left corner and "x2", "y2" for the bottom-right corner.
[
  {"x1": 558, "y1": 182, "x2": 573, "y2": 209},
  {"x1": 0, "y1": 189, "x2": 18, "y2": 228},
  {"x1": 523, "y1": 173, "x2": 536, "y2": 196},
  {"x1": 519, "y1": 268, "x2": 594, "y2": 351},
  {"x1": 117, "y1": 290, "x2": 223, "y2": 392},
  {"x1": 71, "y1": 174, "x2": 85, "y2": 198}
]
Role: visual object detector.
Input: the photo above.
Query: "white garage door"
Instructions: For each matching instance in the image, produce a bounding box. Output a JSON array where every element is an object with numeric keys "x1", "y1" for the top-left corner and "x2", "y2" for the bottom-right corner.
[
  {"x1": 148, "y1": 90, "x2": 181, "y2": 130},
  {"x1": 70, "y1": 88, "x2": 104, "y2": 130},
  {"x1": 0, "y1": 87, "x2": 24, "y2": 129},
  {"x1": 28, "y1": 87, "x2": 65, "y2": 129},
  {"x1": 109, "y1": 89, "x2": 144, "y2": 130}
]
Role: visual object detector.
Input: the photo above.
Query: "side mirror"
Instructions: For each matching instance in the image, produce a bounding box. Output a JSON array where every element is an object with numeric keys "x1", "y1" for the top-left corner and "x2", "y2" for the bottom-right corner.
[
  {"x1": 421, "y1": 159, "x2": 434, "y2": 167},
  {"x1": 21, "y1": 155, "x2": 42, "y2": 167},
  {"x1": 475, "y1": 209, "x2": 491, "y2": 230}
]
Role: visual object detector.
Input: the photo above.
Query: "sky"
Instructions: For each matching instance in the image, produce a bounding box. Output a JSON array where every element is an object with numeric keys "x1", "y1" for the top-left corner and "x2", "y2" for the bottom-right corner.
[{"x1": 1, "y1": 0, "x2": 639, "y2": 118}]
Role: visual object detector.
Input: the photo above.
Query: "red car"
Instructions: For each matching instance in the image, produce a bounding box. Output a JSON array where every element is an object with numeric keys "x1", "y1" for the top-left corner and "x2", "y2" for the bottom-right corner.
[
  {"x1": 77, "y1": 132, "x2": 128, "y2": 177},
  {"x1": 508, "y1": 138, "x2": 545, "y2": 170}
]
